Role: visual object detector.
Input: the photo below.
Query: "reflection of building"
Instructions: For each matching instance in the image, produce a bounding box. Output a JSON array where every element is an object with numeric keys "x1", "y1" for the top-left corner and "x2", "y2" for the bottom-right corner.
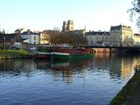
[
  {"x1": 110, "y1": 25, "x2": 134, "y2": 47},
  {"x1": 93, "y1": 53, "x2": 138, "y2": 79},
  {"x1": 110, "y1": 56, "x2": 136, "y2": 78},
  {"x1": 86, "y1": 31, "x2": 110, "y2": 46},
  {"x1": 93, "y1": 53, "x2": 111, "y2": 69}
]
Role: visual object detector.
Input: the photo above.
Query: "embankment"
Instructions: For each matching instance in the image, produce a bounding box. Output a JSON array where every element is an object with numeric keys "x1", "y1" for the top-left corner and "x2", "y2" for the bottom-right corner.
[
  {"x1": 0, "y1": 50, "x2": 33, "y2": 59},
  {"x1": 109, "y1": 69, "x2": 140, "y2": 105}
]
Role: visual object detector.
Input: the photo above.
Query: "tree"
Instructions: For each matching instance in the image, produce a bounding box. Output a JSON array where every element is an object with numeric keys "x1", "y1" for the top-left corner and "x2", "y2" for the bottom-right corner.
[
  {"x1": 51, "y1": 31, "x2": 88, "y2": 47},
  {"x1": 128, "y1": 0, "x2": 140, "y2": 29}
]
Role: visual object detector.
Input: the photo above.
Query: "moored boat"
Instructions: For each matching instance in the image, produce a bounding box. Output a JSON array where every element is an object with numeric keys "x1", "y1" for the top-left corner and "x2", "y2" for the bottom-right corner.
[
  {"x1": 34, "y1": 45, "x2": 51, "y2": 59},
  {"x1": 51, "y1": 47, "x2": 94, "y2": 60},
  {"x1": 34, "y1": 44, "x2": 94, "y2": 60}
]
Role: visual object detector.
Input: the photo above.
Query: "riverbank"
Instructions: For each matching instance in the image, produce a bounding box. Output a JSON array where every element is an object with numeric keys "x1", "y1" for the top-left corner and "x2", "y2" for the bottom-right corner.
[
  {"x1": 0, "y1": 50, "x2": 33, "y2": 59},
  {"x1": 109, "y1": 68, "x2": 140, "y2": 105}
]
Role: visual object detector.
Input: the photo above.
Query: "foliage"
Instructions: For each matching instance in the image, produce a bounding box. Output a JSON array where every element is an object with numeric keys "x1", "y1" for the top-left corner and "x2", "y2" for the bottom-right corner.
[
  {"x1": 44, "y1": 31, "x2": 88, "y2": 47},
  {"x1": 42, "y1": 30, "x2": 60, "y2": 44},
  {"x1": 128, "y1": 0, "x2": 140, "y2": 29}
]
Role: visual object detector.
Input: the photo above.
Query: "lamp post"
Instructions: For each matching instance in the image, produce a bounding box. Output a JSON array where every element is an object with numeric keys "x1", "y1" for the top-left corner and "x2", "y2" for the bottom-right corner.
[{"x1": 4, "y1": 37, "x2": 5, "y2": 50}]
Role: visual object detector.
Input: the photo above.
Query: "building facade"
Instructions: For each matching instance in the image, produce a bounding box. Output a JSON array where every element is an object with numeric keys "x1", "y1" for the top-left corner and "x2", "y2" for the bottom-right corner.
[
  {"x1": 62, "y1": 20, "x2": 74, "y2": 31},
  {"x1": 21, "y1": 29, "x2": 40, "y2": 45},
  {"x1": 40, "y1": 31, "x2": 50, "y2": 44},
  {"x1": 0, "y1": 33, "x2": 23, "y2": 49},
  {"x1": 110, "y1": 25, "x2": 134, "y2": 47},
  {"x1": 133, "y1": 33, "x2": 140, "y2": 46},
  {"x1": 86, "y1": 31, "x2": 110, "y2": 46}
]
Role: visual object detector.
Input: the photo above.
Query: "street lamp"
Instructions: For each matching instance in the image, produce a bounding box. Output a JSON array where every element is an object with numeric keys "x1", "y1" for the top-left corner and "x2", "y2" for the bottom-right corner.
[{"x1": 4, "y1": 37, "x2": 5, "y2": 50}]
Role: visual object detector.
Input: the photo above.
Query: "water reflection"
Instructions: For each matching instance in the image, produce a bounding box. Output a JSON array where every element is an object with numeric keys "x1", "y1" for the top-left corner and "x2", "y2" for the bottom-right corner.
[
  {"x1": 0, "y1": 54, "x2": 140, "y2": 105},
  {"x1": 0, "y1": 59, "x2": 36, "y2": 77},
  {"x1": 35, "y1": 58, "x2": 93, "y2": 83},
  {"x1": 93, "y1": 53, "x2": 139, "y2": 79},
  {"x1": 0, "y1": 54, "x2": 139, "y2": 80}
]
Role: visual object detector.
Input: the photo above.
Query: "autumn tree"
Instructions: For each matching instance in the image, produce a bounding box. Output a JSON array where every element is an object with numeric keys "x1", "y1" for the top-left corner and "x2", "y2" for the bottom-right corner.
[
  {"x1": 50, "y1": 31, "x2": 88, "y2": 47},
  {"x1": 42, "y1": 30, "x2": 60, "y2": 44}
]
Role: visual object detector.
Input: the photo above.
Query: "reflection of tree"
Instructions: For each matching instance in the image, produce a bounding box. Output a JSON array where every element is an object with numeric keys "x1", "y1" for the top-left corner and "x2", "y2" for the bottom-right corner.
[
  {"x1": 0, "y1": 59, "x2": 35, "y2": 77},
  {"x1": 49, "y1": 59, "x2": 92, "y2": 83},
  {"x1": 34, "y1": 58, "x2": 92, "y2": 83}
]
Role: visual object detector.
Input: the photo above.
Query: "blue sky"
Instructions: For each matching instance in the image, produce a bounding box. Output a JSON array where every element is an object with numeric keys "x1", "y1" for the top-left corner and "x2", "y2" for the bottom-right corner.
[{"x1": 0, "y1": 0, "x2": 136, "y2": 33}]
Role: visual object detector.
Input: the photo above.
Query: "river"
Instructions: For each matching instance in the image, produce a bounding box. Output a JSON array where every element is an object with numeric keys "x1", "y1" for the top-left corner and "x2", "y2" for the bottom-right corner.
[{"x1": 0, "y1": 53, "x2": 139, "y2": 105}]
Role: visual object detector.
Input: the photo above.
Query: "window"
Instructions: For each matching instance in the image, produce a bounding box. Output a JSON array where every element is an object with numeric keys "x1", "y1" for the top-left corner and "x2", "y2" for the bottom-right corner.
[{"x1": 34, "y1": 36, "x2": 36, "y2": 40}]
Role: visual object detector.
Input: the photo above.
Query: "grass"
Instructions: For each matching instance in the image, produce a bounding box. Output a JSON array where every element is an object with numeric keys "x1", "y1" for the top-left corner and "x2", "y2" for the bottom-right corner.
[
  {"x1": 0, "y1": 49, "x2": 32, "y2": 59},
  {"x1": 109, "y1": 69, "x2": 140, "y2": 105}
]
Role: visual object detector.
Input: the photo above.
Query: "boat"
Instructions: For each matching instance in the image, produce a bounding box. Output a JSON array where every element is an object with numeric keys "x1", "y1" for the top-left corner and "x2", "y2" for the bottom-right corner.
[
  {"x1": 51, "y1": 46, "x2": 94, "y2": 60},
  {"x1": 34, "y1": 44, "x2": 94, "y2": 60},
  {"x1": 34, "y1": 45, "x2": 51, "y2": 59}
]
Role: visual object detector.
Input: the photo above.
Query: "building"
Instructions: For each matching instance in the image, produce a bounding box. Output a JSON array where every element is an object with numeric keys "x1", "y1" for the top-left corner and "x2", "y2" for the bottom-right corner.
[
  {"x1": 133, "y1": 33, "x2": 140, "y2": 46},
  {"x1": 62, "y1": 20, "x2": 74, "y2": 31},
  {"x1": 110, "y1": 25, "x2": 134, "y2": 47},
  {"x1": 85, "y1": 31, "x2": 110, "y2": 46},
  {"x1": 40, "y1": 30, "x2": 60, "y2": 45},
  {"x1": 40, "y1": 30, "x2": 50, "y2": 44},
  {"x1": 0, "y1": 33, "x2": 23, "y2": 49},
  {"x1": 21, "y1": 29, "x2": 40, "y2": 45}
]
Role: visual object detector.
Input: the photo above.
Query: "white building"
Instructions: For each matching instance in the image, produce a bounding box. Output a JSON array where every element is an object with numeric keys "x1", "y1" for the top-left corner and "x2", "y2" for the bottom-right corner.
[
  {"x1": 133, "y1": 33, "x2": 140, "y2": 46},
  {"x1": 86, "y1": 31, "x2": 110, "y2": 46},
  {"x1": 21, "y1": 29, "x2": 40, "y2": 45},
  {"x1": 110, "y1": 25, "x2": 134, "y2": 47}
]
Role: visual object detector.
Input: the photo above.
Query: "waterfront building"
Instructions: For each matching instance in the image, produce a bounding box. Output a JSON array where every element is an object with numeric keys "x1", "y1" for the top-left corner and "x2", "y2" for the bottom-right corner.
[
  {"x1": 133, "y1": 33, "x2": 140, "y2": 46},
  {"x1": 110, "y1": 25, "x2": 134, "y2": 47},
  {"x1": 21, "y1": 29, "x2": 40, "y2": 45},
  {"x1": 40, "y1": 30, "x2": 50, "y2": 44},
  {"x1": 85, "y1": 30, "x2": 110, "y2": 46}
]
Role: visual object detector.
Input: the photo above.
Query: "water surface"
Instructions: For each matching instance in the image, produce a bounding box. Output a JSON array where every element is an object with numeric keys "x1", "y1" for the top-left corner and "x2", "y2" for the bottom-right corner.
[{"x1": 0, "y1": 53, "x2": 139, "y2": 105}]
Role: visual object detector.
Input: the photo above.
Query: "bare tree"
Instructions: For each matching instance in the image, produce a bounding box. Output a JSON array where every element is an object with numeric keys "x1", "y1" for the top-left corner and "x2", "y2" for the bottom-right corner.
[{"x1": 128, "y1": 0, "x2": 140, "y2": 29}]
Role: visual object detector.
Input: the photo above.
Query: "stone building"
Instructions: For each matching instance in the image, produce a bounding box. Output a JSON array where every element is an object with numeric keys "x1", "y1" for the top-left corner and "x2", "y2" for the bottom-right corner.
[
  {"x1": 133, "y1": 33, "x2": 140, "y2": 46},
  {"x1": 62, "y1": 20, "x2": 74, "y2": 31},
  {"x1": 85, "y1": 31, "x2": 110, "y2": 46},
  {"x1": 110, "y1": 25, "x2": 134, "y2": 47}
]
